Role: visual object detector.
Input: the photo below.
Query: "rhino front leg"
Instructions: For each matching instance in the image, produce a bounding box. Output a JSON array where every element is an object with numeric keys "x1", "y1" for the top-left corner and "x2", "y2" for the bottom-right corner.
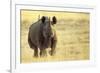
[
  {"x1": 49, "y1": 37, "x2": 57, "y2": 56},
  {"x1": 40, "y1": 49, "x2": 47, "y2": 57}
]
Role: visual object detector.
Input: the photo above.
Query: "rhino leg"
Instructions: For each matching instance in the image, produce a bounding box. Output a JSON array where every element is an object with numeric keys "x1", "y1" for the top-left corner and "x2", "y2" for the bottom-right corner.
[
  {"x1": 40, "y1": 49, "x2": 47, "y2": 57},
  {"x1": 28, "y1": 34, "x2": 39, "y2": 57},
  {"x1": 34, "y1": 48, "x2": 39, "y2": 57},
  {"x1": 49, "y1": 37, "x2": 57, "y2": 56}
]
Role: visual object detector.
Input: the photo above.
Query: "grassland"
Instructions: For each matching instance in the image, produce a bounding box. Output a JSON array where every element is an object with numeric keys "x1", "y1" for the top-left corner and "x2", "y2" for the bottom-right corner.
[{"x1": 20, "y1": 10, "x2": 90, "y2": 63}]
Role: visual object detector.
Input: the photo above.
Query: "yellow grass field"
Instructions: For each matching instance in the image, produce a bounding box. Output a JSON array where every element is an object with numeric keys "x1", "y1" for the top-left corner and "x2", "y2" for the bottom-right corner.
[{"x1": 20, "y1": 10, "x2": 90, "y2": 63}]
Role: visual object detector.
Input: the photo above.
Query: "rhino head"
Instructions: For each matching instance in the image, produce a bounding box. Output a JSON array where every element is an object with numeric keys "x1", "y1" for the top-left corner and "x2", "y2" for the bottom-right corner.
[{"x1": 40, "y1": 16, "x2": 57, "y2": 47}]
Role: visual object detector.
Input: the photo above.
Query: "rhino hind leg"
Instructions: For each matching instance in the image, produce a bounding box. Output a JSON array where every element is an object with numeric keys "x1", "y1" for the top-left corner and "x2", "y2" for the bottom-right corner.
[
  {"x1": 34, "y1": 48, "x2": 39, "y2": 57},
  {"x1": 28, "y1": 35, "x2": 39, "y2": 57}
]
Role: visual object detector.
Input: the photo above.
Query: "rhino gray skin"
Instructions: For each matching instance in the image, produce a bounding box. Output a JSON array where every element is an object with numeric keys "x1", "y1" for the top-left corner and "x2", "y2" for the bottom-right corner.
[{"x1": 28, "y1": 16, "x2": 57, "y2": 57}]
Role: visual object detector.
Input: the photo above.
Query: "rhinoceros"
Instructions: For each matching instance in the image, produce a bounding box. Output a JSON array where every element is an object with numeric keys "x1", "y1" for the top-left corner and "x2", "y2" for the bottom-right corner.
[{"x1": 28, "y1": 16, "x2": 57, "y2": 57}]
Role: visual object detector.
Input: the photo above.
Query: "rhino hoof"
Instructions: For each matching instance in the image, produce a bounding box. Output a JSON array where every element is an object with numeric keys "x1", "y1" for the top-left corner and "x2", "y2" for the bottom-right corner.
[
  {"x1": 33, "y1": 53, "x2": 38, "y2": 58},
  {"x1": 49, "y1": 50, "x2": 55, "y2": 56}
]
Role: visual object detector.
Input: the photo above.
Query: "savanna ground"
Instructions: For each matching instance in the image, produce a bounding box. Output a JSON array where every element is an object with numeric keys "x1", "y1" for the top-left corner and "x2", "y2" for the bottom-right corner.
[{"x1": 20, "y1": 10, "x2": 90, "y2": 63}]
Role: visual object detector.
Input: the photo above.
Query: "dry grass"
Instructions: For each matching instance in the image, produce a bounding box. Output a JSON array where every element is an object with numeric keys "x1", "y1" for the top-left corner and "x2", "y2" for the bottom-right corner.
[{"x1": 20, "y1": 10, "x2": 90, "y2": 63}]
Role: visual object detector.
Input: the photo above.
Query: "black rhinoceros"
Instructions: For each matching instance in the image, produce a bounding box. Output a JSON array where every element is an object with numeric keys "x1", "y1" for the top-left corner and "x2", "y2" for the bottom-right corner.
[{"x1": 28, "y1": 16, "x2": 57, "y2": 57}]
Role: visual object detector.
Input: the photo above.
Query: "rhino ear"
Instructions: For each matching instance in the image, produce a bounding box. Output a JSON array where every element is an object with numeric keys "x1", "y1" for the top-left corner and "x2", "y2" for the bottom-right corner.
[
  {"x1": 52, "y1": 16, "x2": 57, "y2": 24},
  {"x1": 41, "y1": 16, "x2": 46, "y2": 23}
]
